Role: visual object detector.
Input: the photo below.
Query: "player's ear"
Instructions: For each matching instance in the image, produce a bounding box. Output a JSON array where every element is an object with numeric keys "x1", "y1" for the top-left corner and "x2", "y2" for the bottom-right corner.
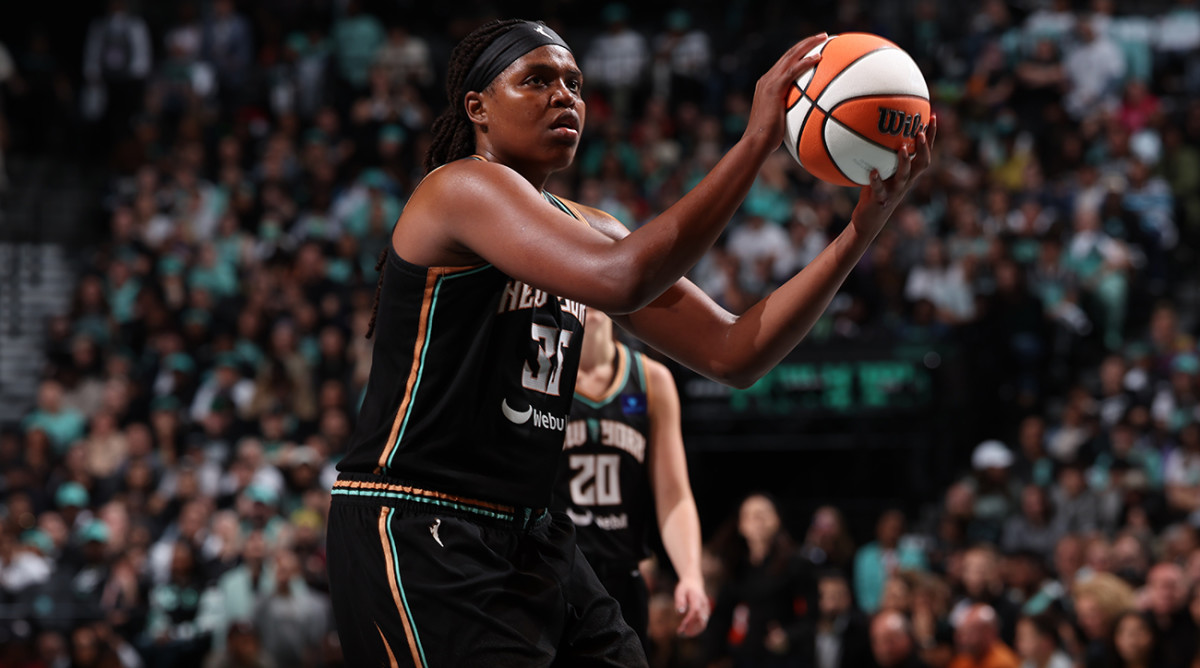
[{"x1": 464, "y1": 92, "x2": 487, "y2": 128}]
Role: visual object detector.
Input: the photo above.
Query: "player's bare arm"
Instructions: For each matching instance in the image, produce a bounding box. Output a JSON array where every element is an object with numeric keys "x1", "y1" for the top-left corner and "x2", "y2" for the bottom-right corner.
[{"x1": 644, "y1": 358, "x2": 709, "y2": 637}]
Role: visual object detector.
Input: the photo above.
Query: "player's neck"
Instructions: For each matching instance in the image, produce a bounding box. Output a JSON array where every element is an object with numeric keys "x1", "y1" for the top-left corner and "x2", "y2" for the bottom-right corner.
[{"x1": 577, "y1": 339, "x2": 617, "y2": 388}]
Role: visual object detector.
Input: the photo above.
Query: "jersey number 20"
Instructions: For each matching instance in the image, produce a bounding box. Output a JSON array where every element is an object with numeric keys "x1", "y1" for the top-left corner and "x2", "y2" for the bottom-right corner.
[{"x1": 568, "y1": 454, "x2": 622, "y2": 506}]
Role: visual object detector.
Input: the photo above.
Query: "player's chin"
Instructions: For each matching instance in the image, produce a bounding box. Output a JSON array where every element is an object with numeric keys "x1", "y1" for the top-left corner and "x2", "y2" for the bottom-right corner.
[{"x1": 543, "y1": 141, "x2": 579, "y2": 170}]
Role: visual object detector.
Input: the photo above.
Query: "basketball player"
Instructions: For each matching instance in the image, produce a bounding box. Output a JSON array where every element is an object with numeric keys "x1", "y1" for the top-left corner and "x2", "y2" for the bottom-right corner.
[
  {"x1": 554, "y1": 309, "x2": 709, "y2": 649},
  {"x1": 325, "y1": 18, "x2": 934, "y2": 667}
]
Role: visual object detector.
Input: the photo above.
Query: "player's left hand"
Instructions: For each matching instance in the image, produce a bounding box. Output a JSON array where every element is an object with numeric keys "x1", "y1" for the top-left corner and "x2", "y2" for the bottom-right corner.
[
  {"x1": 850, "y1": 114, "x2": 937, "y2": 238},
  {"x1": 674, "y1": 578, "x2": 711, "y2": 637}
]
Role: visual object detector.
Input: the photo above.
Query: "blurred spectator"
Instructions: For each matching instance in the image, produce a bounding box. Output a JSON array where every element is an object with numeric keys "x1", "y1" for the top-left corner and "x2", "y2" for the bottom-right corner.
[
  {"x1": 272, "y1": 27, "x2": 330, "y2": 120},
  {"x1": 1050, "y1": 464, "x2": 1102, "y2": 539},
  {"x1": 650, "y1": 10, "x2": 710, "y2": 108},
  {"x1": 1014, "y1": 613, "x2": 1072, "y2": 668},
  {"x1": 584, "y1": 4, "x2": 648, "y2": 120},
  {"x1": 1011, "y1": 417, "x2": 1054, "y2": 490},
  {"x1": 0, "y1": 526, "x2": 51, "y2": 595},
  {"x1": 374, "y1": 24, "x2": 434, "y2": 91},
  {"x1": 952, "y1": 545, "x2": 1021, "y2": 647},
  {"x1": 949, "y1": 604, "x2": 1019, "y2": 668},
  {"x1": 1107, "y1": 610, "x2": 1163, "y2": 668},
  {"x1": 798, "y1": 571, "x2": 871, "y2": 668},
  {"x1": 200, "y1": 0, "x2": 254, "y2": 109},
  {"x1": 253, "y1": 549, "x2": 326, "y2": 667},
  {"x1": 1153, "y1": 359, "x2": 1200, "y2": 436},
  {"x1": 1001, "y1": 485, "x2": 1061, "y2": 561},
  {"x1": 800, "y1": 505, "x2": 856, "y2": 574},
  {"x1": 905, "y1": 239, "x2": 975, "y2": 325},
  {"x1": 1164, "y1": 421, "x2": 1200, "y2": 520},
  {"x1": 204, "y1": 622, "x2": 276, "y2": 668},
  {"x1": 211, "y1": 530, "x2": 269, "y2": 648},
  {"x1": 872, "y1": 609, "x2": 931, "y2": 668},
  {"x1": 1072, "y1": 572, "x2": 1137, "y2": 666},
  {"x1": 165, "y1": 3, "x2": 203, "y2": 65},
  {"x1": 1062, "y1": 16, "x2": 1126, "y2": 119},
  {"x1": 704, "y1": 493, "x2": 814, "y2": 666},
  {"x1": 967, "y1": 441, "x2": 1019, "y2": 545},
  {"x1": 82, "y1": 0, "x2": 152, "y2": 143},
  {"x1": 1024, "y1": 0, "x2": 1076, "y2": 44},
  {"x1": 854, "y1": 509, "x2": 928, "y2": 614},
  {"x1": 23, "y1": 379, "x2": 87, "y2": 455},
  {"x1": 1013, "y1": 39, "x2": 1066, "y2": 141},
  {"x1": 727, "y1": 213, "x2": 789, "y2": 294},
  {"x1": 1141, "y1": 563, "x2": 1195, "y2": 668},
  {"x1": 140, "y1": 542, "x2": 221, "y2": 668},
  {"x1": 189, "y1": 353, "x2": 255, "y2": 424},
  {"x1": 39, "y1": 520, "x2": 112, "y2": 634},
  {"x1": 331, "y1": 0, "x2": 385, "y2": 95},
  {"x1": 1065, "y1": 204, "x2": 1132, "y2": 350}
]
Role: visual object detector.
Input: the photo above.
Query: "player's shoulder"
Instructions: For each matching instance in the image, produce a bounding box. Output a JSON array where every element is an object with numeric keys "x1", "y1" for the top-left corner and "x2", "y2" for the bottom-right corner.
[
  {"x1": 636, "y1": 352, "x2": 676, "y2": 392},
  {"x1": 549, "y1": 196, "x2": 628, "y2": 239},
  {"x1": 421, "y1": 156, "x2": 528, "y2": 193}
]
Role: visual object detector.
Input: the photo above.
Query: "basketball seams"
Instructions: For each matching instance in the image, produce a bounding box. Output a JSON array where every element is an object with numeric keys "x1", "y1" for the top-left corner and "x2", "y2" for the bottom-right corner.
[
  {"x1": 811, "y1": 47, "x2": 892, "y2": 110},
  {"x1": 825, "y1": 116, "x2": 903, "y2": 183},
  {"x1": 826, "y1": 93, "x2": 929, "y2": 108},
  {"x1": 824, "y1": 93, "x2": 928, "y2": 152},
  {"x1": 818, "y1": 113, "x2": 857, "y2": 186},
  {"x1": 795, "y1": 98, "x2": 817, "y2": 169},
  {"x1": 828, "y1": 115, "x2": 899, "y2": 156},
  {"x1": 786, "y1": 83, "x2": 803, "y2": 111}
]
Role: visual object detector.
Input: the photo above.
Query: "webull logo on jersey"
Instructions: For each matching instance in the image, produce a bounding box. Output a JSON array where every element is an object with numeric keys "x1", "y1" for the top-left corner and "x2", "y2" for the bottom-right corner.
[
  {"x1": 565, "y1": 508, "x2": 628, "y2": 530},
  {"x1": 876, "y1": 108, "x2": 925, "y2": 138},
  {"x1": 500, "y1": 398, "x2": 566, "y2": 431}
]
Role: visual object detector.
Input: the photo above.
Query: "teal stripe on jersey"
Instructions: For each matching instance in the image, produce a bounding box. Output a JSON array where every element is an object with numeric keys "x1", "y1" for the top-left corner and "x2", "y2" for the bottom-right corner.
[
  {"x1": 542, "y1": 191, "x2": 575, "y2": 217},
  {"x1": 385, "y1": 263, "x2": 498, "y2": 470},
  {"x1": 384, "y1": 507, "x2": 429, "y2": 667},
  {"x1": 631, "y1": 345, "x2": 646, "y2": 389},
  {"x1": 333, "y1": 488, "x2": 517, "y2": 522}
]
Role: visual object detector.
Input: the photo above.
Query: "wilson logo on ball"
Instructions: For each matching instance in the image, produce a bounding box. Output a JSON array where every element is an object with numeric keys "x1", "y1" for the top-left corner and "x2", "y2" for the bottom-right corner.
[{"x1": 876, "y1": 108, "x2": 925, "y2": 138}]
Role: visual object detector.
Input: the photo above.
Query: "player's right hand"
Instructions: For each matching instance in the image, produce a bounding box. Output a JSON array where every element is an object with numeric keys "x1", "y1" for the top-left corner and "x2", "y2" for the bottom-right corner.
[{"x1": 742, "y1": 33, "x2": 828, "y2": 150}]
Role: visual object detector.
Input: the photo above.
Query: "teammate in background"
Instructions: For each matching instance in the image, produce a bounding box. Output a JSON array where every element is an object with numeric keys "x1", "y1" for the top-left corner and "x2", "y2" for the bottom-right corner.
[
  {"x1": 325, "y1": 17, "x2": 933, "y2": 666},
  {"x1": 554, "y1": 309, "x2": 709, "y2": 649}
]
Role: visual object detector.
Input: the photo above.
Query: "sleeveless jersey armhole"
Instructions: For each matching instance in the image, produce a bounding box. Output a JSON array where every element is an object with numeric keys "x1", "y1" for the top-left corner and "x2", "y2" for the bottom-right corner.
[
  {"x1": 544, "y1": 193, "x2": 589, "y2": 225},
  {"x1": 634, "y1": 350, "x2": 652, "y2": 413},
  {"x1": 391, "y1": 155, "x2": 493, "y2": 270}
]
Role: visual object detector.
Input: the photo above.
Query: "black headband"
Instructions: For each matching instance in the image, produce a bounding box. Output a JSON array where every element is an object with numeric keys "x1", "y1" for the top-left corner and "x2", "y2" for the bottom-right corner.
[{"x1": 461, "y1": 21, "x2": 572, "y2": 97}]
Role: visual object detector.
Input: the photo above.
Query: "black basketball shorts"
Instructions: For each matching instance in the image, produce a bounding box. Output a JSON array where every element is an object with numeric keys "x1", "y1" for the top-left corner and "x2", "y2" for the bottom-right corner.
[
  {"x1": 591, "y1": 562, "x2": 650, "y2": 653},
  {"x1": 326, "y1": 472, "x2": 648, "y2": 667}
]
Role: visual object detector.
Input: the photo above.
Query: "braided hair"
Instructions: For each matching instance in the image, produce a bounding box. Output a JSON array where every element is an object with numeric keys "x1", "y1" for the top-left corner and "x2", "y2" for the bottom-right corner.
[
  {"x1": 423, "y1": 18, "x2": 525, "y2": 174},
  {"x1": 367, "y1": 19, "x2": 524, "y2": 340}
]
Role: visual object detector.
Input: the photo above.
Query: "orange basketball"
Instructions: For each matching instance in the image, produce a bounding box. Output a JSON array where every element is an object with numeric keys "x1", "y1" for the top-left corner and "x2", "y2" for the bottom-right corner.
[{"x1": 784, "y1": 33, "x2": 930, "y2": 187}]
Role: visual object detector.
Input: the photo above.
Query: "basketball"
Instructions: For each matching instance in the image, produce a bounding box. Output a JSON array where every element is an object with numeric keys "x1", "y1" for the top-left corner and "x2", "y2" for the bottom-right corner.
[{"x1": 784, "y1": 33, "x2": 930, "y2": 187}]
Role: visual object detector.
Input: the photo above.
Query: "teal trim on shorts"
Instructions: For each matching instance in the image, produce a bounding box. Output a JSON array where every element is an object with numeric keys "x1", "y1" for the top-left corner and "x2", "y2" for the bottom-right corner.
[{"x1": 332, "y1": 487, "x2": 517, "y2": 522}]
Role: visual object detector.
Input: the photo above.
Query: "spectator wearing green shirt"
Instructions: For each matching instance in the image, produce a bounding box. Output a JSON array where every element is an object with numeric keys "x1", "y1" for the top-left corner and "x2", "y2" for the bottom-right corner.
[
  {"x1": 22, "y1": 380, "x2": 87, "y2": 455},
  {"x1": 855, "y1": 509, "x2": 929, "y2": 614},
  {"x1": 331, "y1": 0, "x2": 384, "y2": 92}
]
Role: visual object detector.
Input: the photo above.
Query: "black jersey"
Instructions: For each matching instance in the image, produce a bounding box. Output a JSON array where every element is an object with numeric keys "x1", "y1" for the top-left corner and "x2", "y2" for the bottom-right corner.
[
  {"x1": 553, "y1": 343, "x2": 654, "y2": 567},
  {"x1": 338, "y1": 190, "x2": 588, "y2": 509}
]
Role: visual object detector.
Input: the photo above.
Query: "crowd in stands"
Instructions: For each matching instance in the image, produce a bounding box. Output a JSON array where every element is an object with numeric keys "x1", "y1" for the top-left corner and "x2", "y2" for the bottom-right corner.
[{"x1": 1, "y1": 0, "x2": 1200, "y2": 666}]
